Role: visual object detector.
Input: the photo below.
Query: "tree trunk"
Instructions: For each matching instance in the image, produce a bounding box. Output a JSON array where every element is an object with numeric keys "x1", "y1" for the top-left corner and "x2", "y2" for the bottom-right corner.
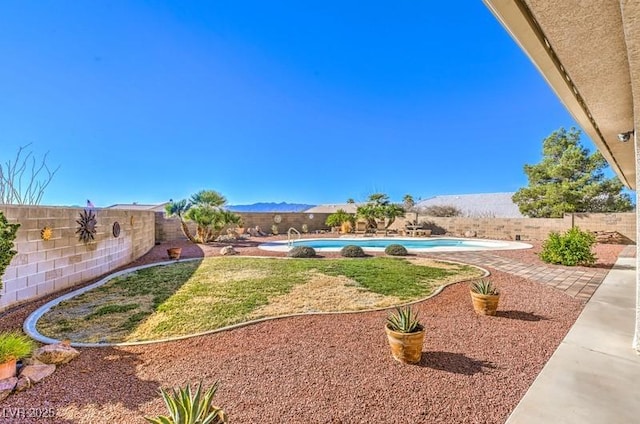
[{"x1": 179, "y1": 219, "x2": 198, "y2": 243}]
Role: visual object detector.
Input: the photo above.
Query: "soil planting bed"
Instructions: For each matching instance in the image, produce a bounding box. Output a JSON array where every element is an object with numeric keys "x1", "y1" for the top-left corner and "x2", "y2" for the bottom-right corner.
[{"x1": 0, "y1": 237, "x2": 624, "y2": 423}]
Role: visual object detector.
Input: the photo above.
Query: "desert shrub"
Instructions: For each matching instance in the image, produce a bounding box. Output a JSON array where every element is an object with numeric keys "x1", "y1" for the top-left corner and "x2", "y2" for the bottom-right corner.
[
  {"x1": 340, "y1": 245, "x2": 366, "y2": 258},
  {"x1": 384, "y1": 244, "x2": 408, "y2": 256},
  {"x1": 287, "y1": 246, "x2": 316, "y2": 258},
  {"x1": 540, "y1": 227, "x2": 596, "y2": 266},
  {"x1": 0, "y1": 211, "x2": 20, "y2": 292},
  {"x1": 422, "y1": 205, "x2": 462, "y2": 217}
]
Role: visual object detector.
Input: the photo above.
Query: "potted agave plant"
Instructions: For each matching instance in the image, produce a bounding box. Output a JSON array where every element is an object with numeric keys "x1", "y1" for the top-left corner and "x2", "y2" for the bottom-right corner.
[
  {"x1": 0, "y1": 332, "x2": 35, "y2": 380},
  {"x1": 385, "y1": 306, "x2": 425, "y2": 364},
  {"x1": 470, "y1": 279, "x2": 500, "y2": 316}
]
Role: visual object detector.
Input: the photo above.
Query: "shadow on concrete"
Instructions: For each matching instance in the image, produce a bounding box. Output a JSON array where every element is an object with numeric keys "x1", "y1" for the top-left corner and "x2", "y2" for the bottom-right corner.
[{"x1": 417, "y1": 351, "x2": 496, "y2": 375}]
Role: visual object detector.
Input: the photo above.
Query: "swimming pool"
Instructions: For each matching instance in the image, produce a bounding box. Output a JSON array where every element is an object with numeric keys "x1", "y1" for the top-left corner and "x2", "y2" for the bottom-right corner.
[{"x1": 259, "y1": 237, "x2": 532, "y2": 252}]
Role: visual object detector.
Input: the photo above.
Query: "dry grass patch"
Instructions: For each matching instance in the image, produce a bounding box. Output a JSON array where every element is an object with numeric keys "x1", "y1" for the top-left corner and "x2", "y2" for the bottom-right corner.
[{"x1": 37, "y1": 257, "x2": 483, "y2": 343}]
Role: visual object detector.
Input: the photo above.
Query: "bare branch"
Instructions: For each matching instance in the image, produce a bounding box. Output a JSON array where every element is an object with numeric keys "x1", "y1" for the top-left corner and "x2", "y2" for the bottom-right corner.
[{"x1": 0, "y1": 144, "x2": 60, "y2": 205}]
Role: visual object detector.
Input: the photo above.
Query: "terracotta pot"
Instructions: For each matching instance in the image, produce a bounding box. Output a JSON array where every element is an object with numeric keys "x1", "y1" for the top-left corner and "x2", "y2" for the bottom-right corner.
[
  {"x1": 470, "y1": 291, "x2": 500, "y2": 316},
  {"x1": 385, "y1": 325, "x2": 425, "y2": 364},
  {"x1": 167, "y1": 247, "x2": 182, "y2": 260},
  {"x1": 0, "y1": 358, "x2": 17, "y2": 380}
]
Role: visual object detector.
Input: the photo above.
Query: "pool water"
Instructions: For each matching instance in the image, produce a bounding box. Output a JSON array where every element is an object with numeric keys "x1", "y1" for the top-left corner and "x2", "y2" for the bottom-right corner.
[{"x1": 259, "y1": 237, "x2": 532, "y2": 252}]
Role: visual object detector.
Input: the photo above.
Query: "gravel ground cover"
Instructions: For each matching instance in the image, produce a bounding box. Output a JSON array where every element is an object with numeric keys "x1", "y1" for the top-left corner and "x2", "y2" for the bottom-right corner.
[{"x1": 0, "y1": 237, "x2": 624, "y2": 423}]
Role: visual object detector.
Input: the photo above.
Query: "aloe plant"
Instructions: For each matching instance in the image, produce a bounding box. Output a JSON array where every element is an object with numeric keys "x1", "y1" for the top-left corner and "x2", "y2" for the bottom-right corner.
[
  {"x1": 470, "y1": 279, "x2": 499, "y2": 296},
  {"x1": 145, "y1": 381, "x2": 228, "y2": 424},
  {"x1": 386, "y1": 306, "x2": 423, "y2": 333}
]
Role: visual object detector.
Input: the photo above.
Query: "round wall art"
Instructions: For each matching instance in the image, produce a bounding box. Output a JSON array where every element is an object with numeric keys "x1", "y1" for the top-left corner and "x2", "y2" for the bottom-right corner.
[{"x1": 112, "y1": 221, "x2": 121, "y2": 238}]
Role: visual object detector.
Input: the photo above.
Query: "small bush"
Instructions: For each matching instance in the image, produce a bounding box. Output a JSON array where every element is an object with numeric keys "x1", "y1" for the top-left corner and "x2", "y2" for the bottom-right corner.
[
  {"x1": 421, "y1": 205, "x2": 462, "y2": 217},
  {"x1": 340, "y1": 245, "x2": 366, "y2": 258},
  {"x1": 0, "y1": 332, "x2": 35, "y2": 363},
  {"x1": 287, "y1": 246, "x2": 316, "y2": 258},
  {"x1": 540, "y1": 227, "x2": 596, "y2": 266},
  {"x1": 0, "y1": 211, "x2": 20, "y2": 292},
  {"x1": 384, "y1": 244, "x2": 408, "y2": 256}
]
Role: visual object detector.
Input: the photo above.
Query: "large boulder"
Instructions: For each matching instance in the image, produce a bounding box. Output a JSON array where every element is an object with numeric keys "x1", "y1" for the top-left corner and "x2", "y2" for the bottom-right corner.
[
  {"x1": 33, "y1": 343, "x2": 80, "y2": 365},
  {"x1": 220, "y1": 246, "x2": 238, "y2": 256},
  {"x1": 19, "y1": 364, "x2": 55, "y2": 384},
  {"x1": 0, "y1": 377, "x2": 17, "y2": 401}
]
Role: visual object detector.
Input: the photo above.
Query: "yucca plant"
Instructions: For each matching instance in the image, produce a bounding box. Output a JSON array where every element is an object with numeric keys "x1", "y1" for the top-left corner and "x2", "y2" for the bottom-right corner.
[
  {"x1": 386, "y1": 306, "x2": 423, "y2": 333},
  {"x1": 470, "y1": 279, "x2": 499, "y2": 296},
  {"x1": 145, "y1": 381, "x2": 228, "y2": 424},
  {"x1": 0, "y1": 332, "x2": 35, "y2": 363}
]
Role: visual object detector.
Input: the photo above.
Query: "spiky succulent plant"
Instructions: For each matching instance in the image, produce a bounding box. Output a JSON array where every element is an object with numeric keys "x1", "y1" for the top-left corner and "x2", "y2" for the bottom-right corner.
[
  {"x1": 386, "y1": 306, "x2": 423, "y2": 333},
  {"x1": 470, "y1": 279, "x2": 499, "y2": 295},
  {"x1": 145, "y1": 381, "x2": 228, "y2": 424}
]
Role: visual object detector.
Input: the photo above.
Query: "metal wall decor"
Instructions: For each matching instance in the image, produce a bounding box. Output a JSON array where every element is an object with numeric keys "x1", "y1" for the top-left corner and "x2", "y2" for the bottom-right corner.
[
  {"x1": 112, "y1": 221, "x2": 121, "y2": 238},
  {"x1": 40, "y1": 226, "x2": 53, "y2": 241},
  {"x1": 273, "y1": 214, "x2": 282, "y2": 223},
  {"x1": 76, "y1": 209, "x2": 97, "y2": 243}
]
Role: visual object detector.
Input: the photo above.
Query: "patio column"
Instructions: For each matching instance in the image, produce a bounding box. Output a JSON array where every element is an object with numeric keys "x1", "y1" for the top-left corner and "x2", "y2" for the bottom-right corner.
[{"x1": 635, "y1": 129, "x2": 640, "y2": 353}]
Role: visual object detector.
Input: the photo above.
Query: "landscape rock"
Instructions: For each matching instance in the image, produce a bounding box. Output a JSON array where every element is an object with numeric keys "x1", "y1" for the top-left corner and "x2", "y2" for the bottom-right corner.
[
  {"x1": 19, "y1": 364, "x2": 56, "y2": 384},
  {"x1": 22, "y1": 357, "x2": 46, "y2": 366},
  {"x1": 216, "y1": 235, "x2": 237, "y2": 243},
  {"x1": 0, "y1": 377, "x2": 18, "y2": 401},
  {"x1": 33, "y1": 343, "x2": 80, "y2": 365},
  {"x1": 464, "y1": 230, "x2": 477, "y2": 238},
  {"x1": 220, "y1": 246, "x2": 238, "y2": 256},
  {"x1": 15, "y1": 376, "x2": 32, "y2": 392}
]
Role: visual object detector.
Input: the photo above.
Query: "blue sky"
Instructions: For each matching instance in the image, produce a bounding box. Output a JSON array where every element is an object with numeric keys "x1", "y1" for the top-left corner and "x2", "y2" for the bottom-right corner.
[{"x1": 0, "y1": 1, "x2": 595, "y2": 207}]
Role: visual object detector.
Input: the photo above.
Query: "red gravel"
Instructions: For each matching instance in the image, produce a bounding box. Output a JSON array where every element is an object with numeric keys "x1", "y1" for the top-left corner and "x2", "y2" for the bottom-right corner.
[{"x1": 0, "y1": 238, "x2": 624, "y2": 424}]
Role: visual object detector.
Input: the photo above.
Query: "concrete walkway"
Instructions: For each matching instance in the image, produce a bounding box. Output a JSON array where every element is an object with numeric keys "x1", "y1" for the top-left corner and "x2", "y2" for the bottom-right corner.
[
  {"x1": 503, "y1": 246, "x2": 640, "y2": 423},
  {"x1": 430, "y1": 250, "x2": 610, "y2": 301}
]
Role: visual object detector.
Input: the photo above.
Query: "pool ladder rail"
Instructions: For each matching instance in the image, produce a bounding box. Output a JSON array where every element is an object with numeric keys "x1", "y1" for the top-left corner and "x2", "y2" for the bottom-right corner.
[{"x1": 287, "y1": 227, "x2": 301, "y2": 246}]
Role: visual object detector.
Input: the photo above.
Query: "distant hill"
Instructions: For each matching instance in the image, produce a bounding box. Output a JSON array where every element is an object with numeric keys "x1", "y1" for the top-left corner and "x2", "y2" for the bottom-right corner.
[{"x1": 227, "y1": 202, "x2": 315, "y2": 212}]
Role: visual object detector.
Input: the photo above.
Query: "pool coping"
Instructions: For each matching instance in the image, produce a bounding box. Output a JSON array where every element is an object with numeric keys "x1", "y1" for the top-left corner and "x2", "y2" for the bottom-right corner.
[
  {"x1": 23, "y1": 256, "x2": 489, "y2": 348},
  {"x1": 259, "y1": 236, "x2": 533, "y2": 252}
]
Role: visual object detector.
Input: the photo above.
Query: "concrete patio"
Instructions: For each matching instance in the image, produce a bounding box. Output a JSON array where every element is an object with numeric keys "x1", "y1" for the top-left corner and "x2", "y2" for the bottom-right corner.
[{"x1": 505, "y1": 245, "x2": 640, "y2": 423}]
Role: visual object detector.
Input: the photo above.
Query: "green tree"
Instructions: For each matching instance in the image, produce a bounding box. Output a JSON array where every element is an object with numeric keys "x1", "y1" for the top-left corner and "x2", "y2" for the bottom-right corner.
[
  {"x1": 356, "y1": 193, "x2": 405, "y2": 232},
  {"x1": 166, "y1": 190, "x2": 241, "y2": 243},
  {"x1": 512, "y1": 128, "x2": 634, "y2": 218},
  {"x1": 325, "y1": 209, "x2": 355, "y2": 228}
]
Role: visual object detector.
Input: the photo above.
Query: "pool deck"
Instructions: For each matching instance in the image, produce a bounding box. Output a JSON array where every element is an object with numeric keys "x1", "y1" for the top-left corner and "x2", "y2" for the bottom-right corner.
[{"x1": 429, "y1": 249, "x2": 612, "y2": 300}]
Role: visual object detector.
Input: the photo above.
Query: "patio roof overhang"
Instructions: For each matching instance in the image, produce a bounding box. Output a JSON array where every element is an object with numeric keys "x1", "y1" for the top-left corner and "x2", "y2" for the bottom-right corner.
[{"x1": 483, "y1": 0, "x2": 639, "y2": 190}]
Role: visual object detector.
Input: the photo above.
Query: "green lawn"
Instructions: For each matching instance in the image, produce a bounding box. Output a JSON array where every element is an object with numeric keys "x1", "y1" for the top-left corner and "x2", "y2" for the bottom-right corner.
[{"x1": 36, "y1": 257, "x2": 482, "y2": 343}]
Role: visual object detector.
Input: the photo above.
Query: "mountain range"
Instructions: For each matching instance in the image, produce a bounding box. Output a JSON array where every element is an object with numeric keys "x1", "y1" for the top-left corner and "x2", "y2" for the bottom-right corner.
[{"x1": 226, "y1": 202, "x2": 315, "y2": 212}]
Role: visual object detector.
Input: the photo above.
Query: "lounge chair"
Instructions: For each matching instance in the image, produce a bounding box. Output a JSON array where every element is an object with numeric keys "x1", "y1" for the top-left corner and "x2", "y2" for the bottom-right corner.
[{"x1": 354, "y1": 221, "x2": 368, "y2": 235}]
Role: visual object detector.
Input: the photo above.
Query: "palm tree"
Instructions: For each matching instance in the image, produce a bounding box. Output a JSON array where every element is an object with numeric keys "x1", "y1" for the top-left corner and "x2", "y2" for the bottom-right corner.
[
  {"x1": 403, "y1": 194, "x2": 415, "y2": 211},
  {"x1": 167, "y1": 190, "x2": 241, "y2": 243},
  {"x1": 165, "y1": 199, "x2": 197, "y2": 243},
  {"x1": 356, "y1": 193, "x2": 405, "y2": 233}
]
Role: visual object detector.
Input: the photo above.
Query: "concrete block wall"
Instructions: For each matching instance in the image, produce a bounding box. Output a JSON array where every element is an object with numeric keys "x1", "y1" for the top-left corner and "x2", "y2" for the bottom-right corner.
[
  {"x1": 0, "y1": 205, "x2": 155, "y2": 311},
  {"x1": 389, "y1": 212, "x2": 636, "y2": 242},
  {"x1": 156, "y1": 212, "x2": 333, "y2": 242}
]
